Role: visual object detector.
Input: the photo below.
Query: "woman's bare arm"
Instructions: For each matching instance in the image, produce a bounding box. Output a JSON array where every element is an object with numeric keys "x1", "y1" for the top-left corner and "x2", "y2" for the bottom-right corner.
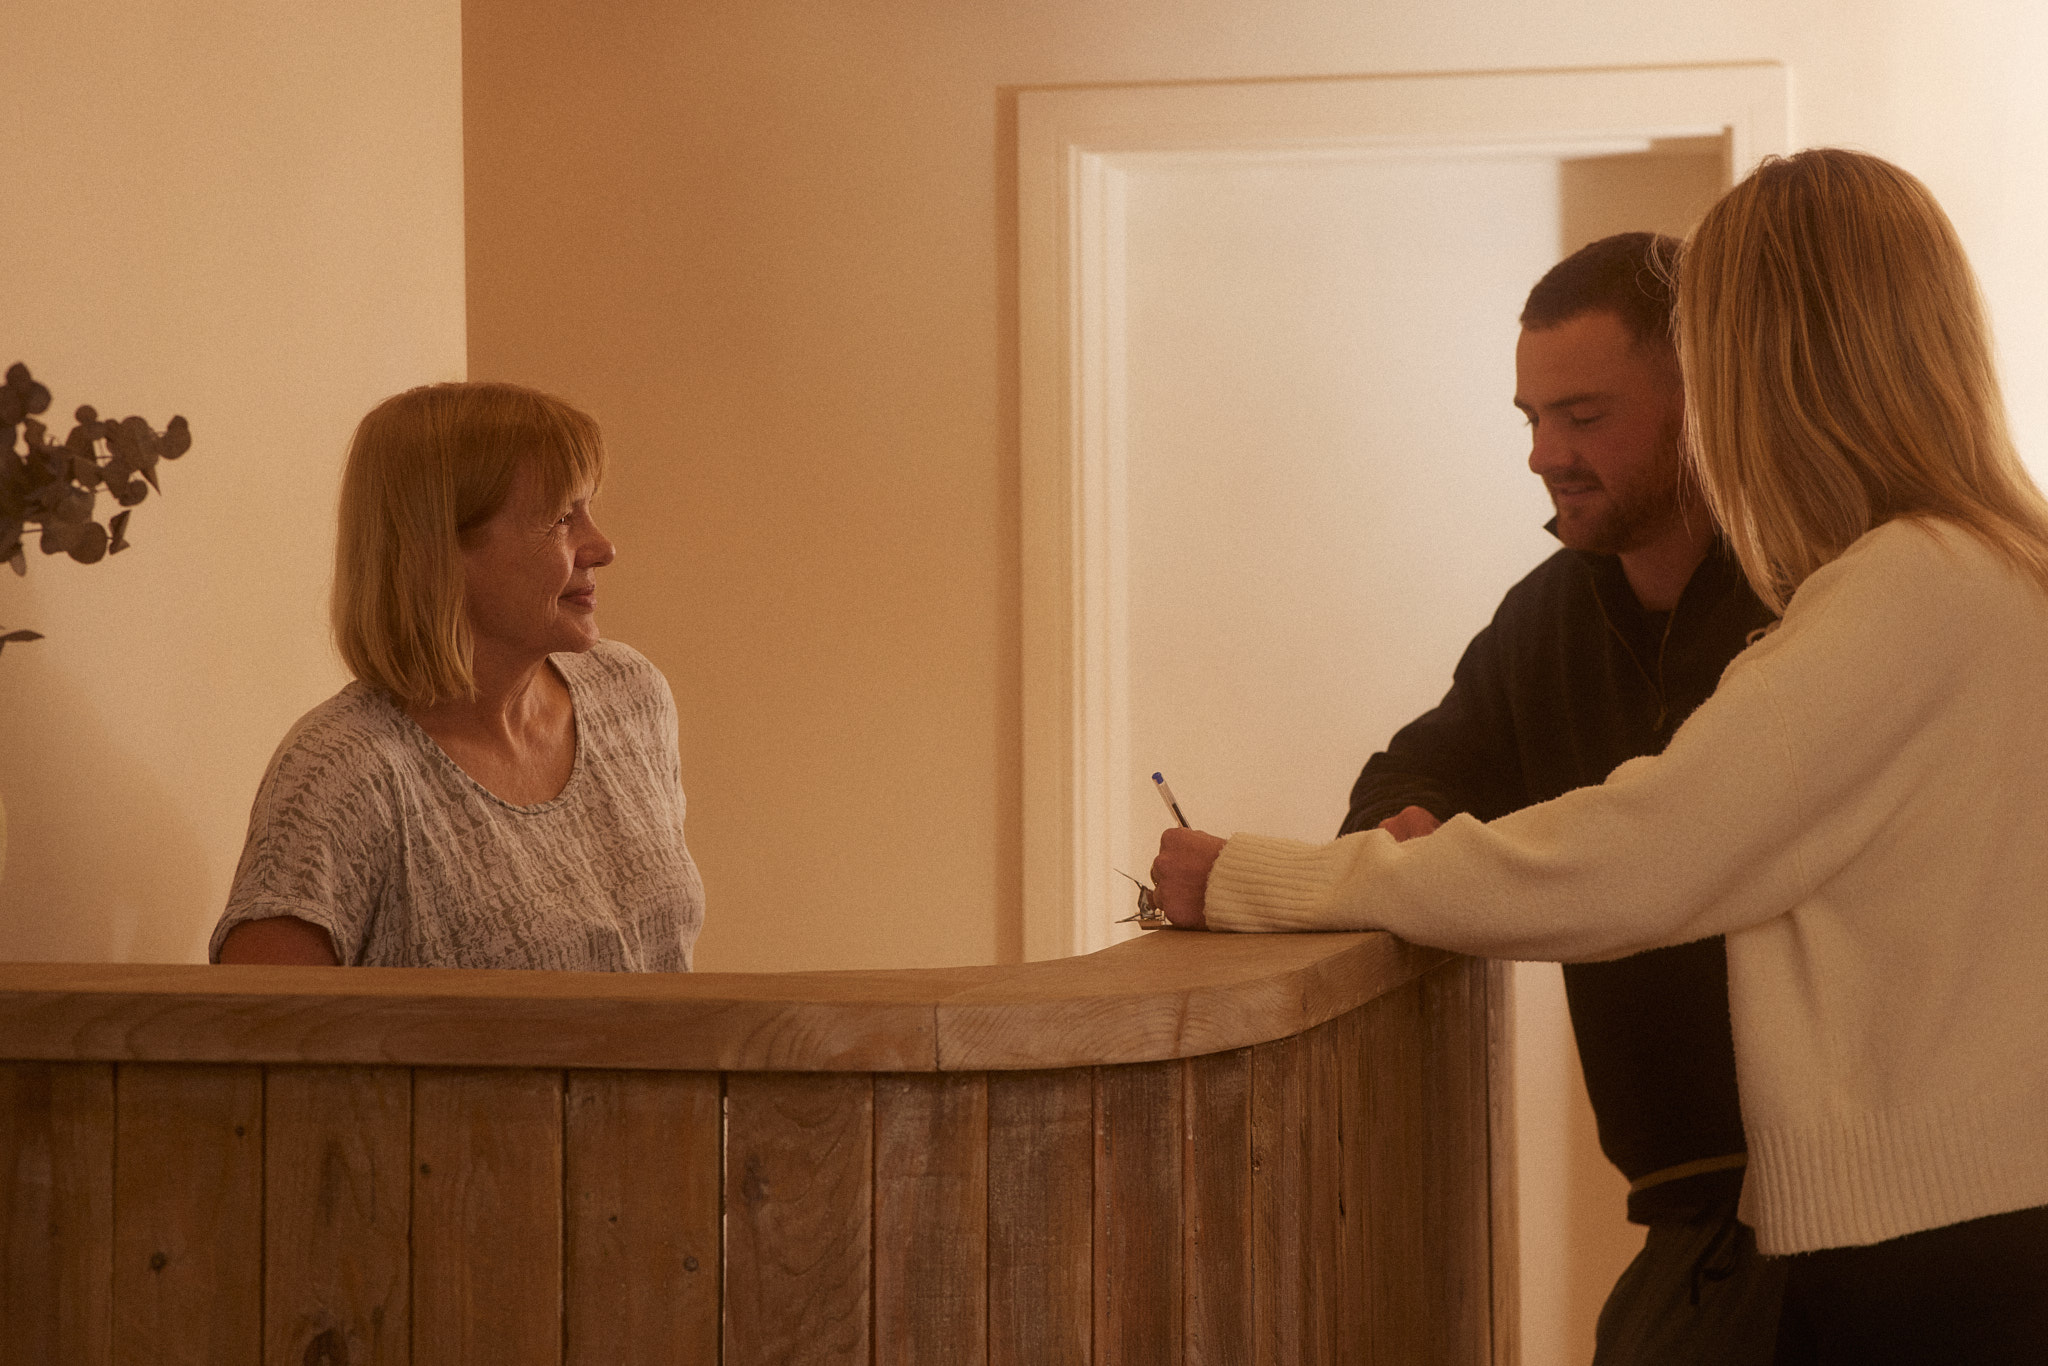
[{"x1": 217, "y1": 916, "x2": 340, "y2": 966}]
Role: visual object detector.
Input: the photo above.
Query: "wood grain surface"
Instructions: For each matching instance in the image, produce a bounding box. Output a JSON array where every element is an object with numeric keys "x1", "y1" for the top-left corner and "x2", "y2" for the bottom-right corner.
[
  {"x1": 1183, "y1": 1048, "x2": 1252, "y2": 1365},
  {"x1": 264, "y1": 1066, "x2": 411, "y2": 1366},
  {"x1": 1304, "y1": 1013, "x2": 1345, "y2": 1364},
  {"x1": 987, "y1": 1070, "x2": 1092, "y2": 1366},
  {"x1": 0, "y1": 963, "x2": 967, "y2": 1073},
  {"x1": 0, "y1": 932, "x2": 1444, "y2": 1074},
  {"x1": 1330, "y1": 1006, "x2": 1372, "y2": 1366},
  {"x1": 874, "y1": 1073, "x2": 988, "y2": 1365},
  {"x1": 565, "y1": 1070, "x2": 723, "y2": 1366},
  {"x1": 113, "y1": 1063, "x2": 263, "y2": 1366},
  {"x1": 1, "y1": 1062, "x2": 113, "y2": 1366},
  {"x1": 724, "y1": 1073, "x2": 873, "y2": 1366},
  {"x1": 1485, "y1": 959, "x2": 1520, "y2": 1366},
  {"x1": 412, "y1": 1068, "x2": 564, "y2": 1365},
  {"x1": 1095, "y1": 1059, "x2": 1185, "y2": 1364},
  {"x1": 0, "y1": 942, "x2": 1506, "y2": 1362},
  {"x1": 1362, "y1": 960, "x2": 1492, "y2": 1365},
  {"x1": 937, "y1": 932, "x2": 1447, "y2": 1071},
  {"x1": 1251, "y1": 1031, "x2": 1309, "y2": 1366}
]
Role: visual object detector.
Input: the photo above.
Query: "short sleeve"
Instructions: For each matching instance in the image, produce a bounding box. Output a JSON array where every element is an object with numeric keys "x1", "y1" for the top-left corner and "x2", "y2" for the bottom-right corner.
[{"x1": 209, "y1": 703, "x2": 400, "y2": 964}]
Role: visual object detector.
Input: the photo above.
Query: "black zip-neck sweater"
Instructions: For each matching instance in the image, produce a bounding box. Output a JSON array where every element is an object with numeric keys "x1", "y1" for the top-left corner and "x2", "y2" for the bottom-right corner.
[{"x1": 1341, "y1": 530, "x2": 1777, "y2": 1223}]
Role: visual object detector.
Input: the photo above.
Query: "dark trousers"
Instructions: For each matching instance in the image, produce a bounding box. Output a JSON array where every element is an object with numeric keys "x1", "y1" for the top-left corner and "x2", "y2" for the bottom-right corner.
[
  {"x1": 1772, "y1": 1203, "x2": 2048, "y2": 1365},
  {"x1": 1594, "y1": 1200, "x2": 1786, "y2": 1366}
]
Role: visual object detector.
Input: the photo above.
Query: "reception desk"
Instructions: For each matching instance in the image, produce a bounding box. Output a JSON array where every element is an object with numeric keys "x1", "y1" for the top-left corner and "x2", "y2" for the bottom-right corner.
[{"x1": 0, "y1": 930, "x2": 1513, "y2": 1365}]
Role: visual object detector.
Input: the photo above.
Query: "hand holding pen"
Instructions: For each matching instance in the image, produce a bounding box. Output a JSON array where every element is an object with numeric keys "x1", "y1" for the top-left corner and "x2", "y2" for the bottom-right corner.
[{"x1": 1121, "y1": 772, "x2": 1223, "y2": 930}]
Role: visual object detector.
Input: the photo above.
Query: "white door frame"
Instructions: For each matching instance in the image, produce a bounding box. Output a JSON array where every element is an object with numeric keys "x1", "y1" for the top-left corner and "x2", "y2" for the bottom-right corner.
[{"x1": 1017, "y1": 64, "x2": 1790, "y2": 961}]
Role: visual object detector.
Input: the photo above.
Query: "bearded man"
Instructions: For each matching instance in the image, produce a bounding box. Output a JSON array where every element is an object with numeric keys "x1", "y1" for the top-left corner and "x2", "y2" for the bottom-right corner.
[{"x1": 1341, "y1": 232, "x2": 1786, "y2": 1362}]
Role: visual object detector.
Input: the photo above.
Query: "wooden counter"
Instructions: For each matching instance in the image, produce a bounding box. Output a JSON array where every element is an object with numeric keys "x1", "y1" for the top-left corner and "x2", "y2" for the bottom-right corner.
[{"x1": 0, "y1": 930, "x2": 1515, "y2": 1365}]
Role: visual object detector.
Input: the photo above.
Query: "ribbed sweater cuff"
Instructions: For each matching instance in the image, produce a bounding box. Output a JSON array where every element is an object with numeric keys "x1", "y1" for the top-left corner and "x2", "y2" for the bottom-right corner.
[
  {"x1": 1744, "y1": 1083, "x2": 2048, "y2": 1254},
  {"x1": 1206, "y1": 833, "x2": 1372, "y2": 933}
]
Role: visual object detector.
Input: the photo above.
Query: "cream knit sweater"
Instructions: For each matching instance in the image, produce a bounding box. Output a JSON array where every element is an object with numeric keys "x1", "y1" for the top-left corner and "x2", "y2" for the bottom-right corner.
[{"x1": 1206, "y1": 518, "x2": 2048, "y2": 1254}]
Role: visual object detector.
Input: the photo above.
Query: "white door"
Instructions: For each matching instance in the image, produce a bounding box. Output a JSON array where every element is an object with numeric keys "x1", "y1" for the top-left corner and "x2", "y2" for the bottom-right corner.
[{"x1": 1120, "y1": 151, "x2": 1561, "y2": 862}]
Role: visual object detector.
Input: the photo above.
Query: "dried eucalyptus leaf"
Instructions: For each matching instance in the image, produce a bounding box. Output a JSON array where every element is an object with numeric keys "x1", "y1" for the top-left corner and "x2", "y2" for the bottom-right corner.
[
  {"x1": 0, "y1": 366, "x2": 193, "y2": 589},
  {"x1": 3, "y1": 364, "x2": 51, "y2": 417},
  {"x1": 54, "y1": 486, "x2": 93, "y2": 524},
  {"x1": 67, "y1": 520, "x2": 109, "y2": 564},
  {"x1": 102, "y1": 416, "x2": 136, "y2": 466}
]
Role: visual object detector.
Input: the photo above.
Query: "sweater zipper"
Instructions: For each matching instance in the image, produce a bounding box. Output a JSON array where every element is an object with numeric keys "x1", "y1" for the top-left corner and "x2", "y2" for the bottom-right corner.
[
  {"x1": 1651, "y1": 610, "x2": 1678, "y2": 734},
  {"x1": 1588, "y1": 575, "x2": 1675, "y2": 733}
]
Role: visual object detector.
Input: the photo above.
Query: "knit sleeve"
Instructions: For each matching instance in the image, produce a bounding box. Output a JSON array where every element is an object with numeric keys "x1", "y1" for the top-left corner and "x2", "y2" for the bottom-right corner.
[
  {"x1": 209, "y1": 698, "x2": 400, "y2": 965},
  {"x1": 1207, "y1": 520, "x2": 1992, "y2": 962}
]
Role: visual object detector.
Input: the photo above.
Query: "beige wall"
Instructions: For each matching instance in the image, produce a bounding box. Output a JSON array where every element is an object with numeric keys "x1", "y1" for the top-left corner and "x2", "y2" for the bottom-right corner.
[
  {"x1": 464, "y1": 0, "x2": 2048, "y2": 979},
  {"x1": 0, "y1": 1, "x2": 467, "y2": 961}
]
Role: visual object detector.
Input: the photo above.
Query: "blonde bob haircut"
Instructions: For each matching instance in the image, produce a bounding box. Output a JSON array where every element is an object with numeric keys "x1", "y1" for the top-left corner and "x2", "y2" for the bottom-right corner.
[
  {"x1": 1675, "y1": 147, "x2": 2048, "y2": 613},
  {"x1": 332, "y1": 381, "x2": 606, "y2": 705}
]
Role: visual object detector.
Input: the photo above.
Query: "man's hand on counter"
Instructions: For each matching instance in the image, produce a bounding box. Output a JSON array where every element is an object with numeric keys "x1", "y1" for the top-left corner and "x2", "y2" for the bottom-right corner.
[
  {"x1": 1149, "y1": 828, "x2": 1226, "y2": 930},
  {"x1": 1377, "y1": 805, "x2": 1442, "y2": 842}
]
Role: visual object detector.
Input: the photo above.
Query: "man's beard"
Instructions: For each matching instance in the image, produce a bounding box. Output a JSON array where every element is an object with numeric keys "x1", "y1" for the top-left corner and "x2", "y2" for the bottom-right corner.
[{"x1": 1548, "y1": 481, "x2": 1686, "y2": 556}]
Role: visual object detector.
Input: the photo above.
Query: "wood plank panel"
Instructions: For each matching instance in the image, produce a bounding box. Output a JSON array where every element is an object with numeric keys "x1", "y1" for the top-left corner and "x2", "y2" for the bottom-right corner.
[
  {"x1": 1095, "y1": 1060, "x2": 1183, "y2": 1365},
  {"x1": 263, "y1": 1066, "x2": 411, "y2": 1366},
  {"x1": 412, "y1": 1069, "x2": 563, "y2": 1365},
  {"x1": 1485, "y1": 959, "x2": 1519, "y2": 1366},
  {"x1": 1, "y1": 1062, "x2": 113, "y2": 1366},
  {"x1": 1362, "y1": 960, "x2": 1491, "y2": 1365},
  {"x1": 1332, "y1": 1006, "x2": 1372, "y2": 1366},
  {"x1": 1183, "y1": 1048, "x2": 1252, "y2": 1365},
  {"x1": 564, "y1": 1071, "x2": 721, "y2": 1366},
  {"x1": 112, "y1": 1063, "x2": 263, "y2": 1366},
  {"x1": 987, "y1": 1070, "x2": 1091, "y2": 1366},
  {"x1": 874, "y1": 1073, "x2": 988, "y2": 1365},
  {"x1": 1305, "y1": 1017, "x2": 1344, "y2": 1365},
  {"x1": 1251, "y1": 1032, "x2": 1309, "y2": 1366},
  {"x1": 724, "y1": 1073, "x2": 872, "y2": 1366}
]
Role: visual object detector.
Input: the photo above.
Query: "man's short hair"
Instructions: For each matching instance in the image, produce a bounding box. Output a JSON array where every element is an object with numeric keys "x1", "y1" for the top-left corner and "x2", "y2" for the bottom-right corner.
[{"x1": 1520, "y1": 231, "x2": 1682, "y2": 348}]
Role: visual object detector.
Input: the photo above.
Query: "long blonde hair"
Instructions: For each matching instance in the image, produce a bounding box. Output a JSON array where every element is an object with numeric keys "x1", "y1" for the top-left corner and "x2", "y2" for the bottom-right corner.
[
  {"x1": 1675, "y1": 147, "x2": 2048, "y2": 612},
  {"x1": 332, "y1": 381, "x2": 606, "y2": 705}
]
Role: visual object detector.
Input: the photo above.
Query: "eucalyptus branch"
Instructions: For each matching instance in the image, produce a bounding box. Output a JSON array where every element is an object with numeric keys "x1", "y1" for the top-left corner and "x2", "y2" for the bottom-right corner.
[{"x1": 0, "y1": 363, "x2": 193, "y2": 644}]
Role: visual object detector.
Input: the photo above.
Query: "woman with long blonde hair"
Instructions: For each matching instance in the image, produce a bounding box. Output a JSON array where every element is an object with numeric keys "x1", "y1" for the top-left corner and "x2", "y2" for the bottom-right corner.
[{"x1": 1152, "y1": 149, "x2": 2048, "y2": 1358}]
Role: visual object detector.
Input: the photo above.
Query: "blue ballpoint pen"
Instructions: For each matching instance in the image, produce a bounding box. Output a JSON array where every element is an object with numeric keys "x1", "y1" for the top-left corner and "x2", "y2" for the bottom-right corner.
[{"x1": 1152, "y1": 772, "x2": 1190, "y2": 828}]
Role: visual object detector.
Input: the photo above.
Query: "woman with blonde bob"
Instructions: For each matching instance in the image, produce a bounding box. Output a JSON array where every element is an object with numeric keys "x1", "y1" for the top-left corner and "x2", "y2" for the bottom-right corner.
[
  {"x1": 213, "y1": 382, "x2": 704, "y2": 971},
  {"x1": 1152, "y1": 148, "x2": 2048, "y2": 1358}
]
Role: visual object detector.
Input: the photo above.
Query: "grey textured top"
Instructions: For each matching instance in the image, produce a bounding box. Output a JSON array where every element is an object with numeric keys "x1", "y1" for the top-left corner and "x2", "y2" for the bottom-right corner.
[{"x1": 211, "y1": 640, "x2": 703, "y2": 970}]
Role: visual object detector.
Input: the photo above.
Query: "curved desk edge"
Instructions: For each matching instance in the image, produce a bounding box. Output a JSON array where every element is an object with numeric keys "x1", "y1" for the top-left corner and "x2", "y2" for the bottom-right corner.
[{"x1": 0, "y1": 930, "x2": 1451, "y2": 1072}]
